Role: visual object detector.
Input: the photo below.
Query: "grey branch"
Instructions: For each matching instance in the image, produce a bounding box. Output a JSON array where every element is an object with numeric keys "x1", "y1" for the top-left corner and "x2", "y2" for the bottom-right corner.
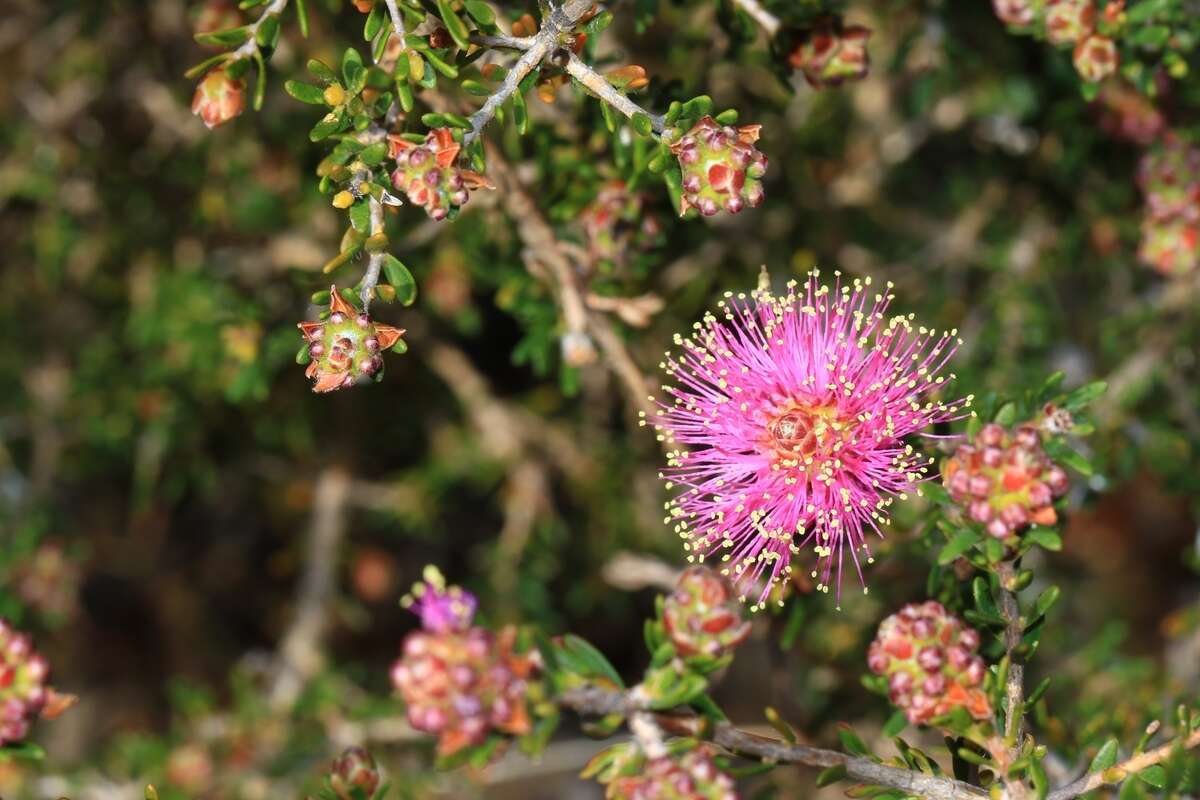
[
  {"x1": 360, "y1": 197, "x2": 385, "y2": 310},
  {"x1": 729, "y1": 0, "x2": 780, "y2": 37},
  {"x1": 565, "y1": 53, "x2": 664, "y2": 133},
  {"x1": 233, "y1": 0, "x2": 290, "y2": 62},
  {"x1": 557, "y1": 686, "x2": 987, "y2": 800},
  {"x1": 996, "y1": 560, "x2": 1026, "y2": 746},
  {"x1": 383, "y1": 0, "x2": 406, "y2": 43},
  {"x1": 1047, "y1": 729, "x2": 1200, "y2": 800}
]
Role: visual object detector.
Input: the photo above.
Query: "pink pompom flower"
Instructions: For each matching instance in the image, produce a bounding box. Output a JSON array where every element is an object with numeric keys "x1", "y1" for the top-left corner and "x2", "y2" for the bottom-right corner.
[{"x1": 653, "y1": 272, "x2": 968, "y2": 608}]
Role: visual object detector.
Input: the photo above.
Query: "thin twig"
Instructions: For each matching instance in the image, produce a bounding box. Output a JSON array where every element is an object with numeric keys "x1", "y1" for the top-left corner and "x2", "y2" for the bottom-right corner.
[
  {"x1": 557, "y1": 686, "x2": 988, "y2": 800},
  {"x1": 383, "y1": 0, "x2": 406, "y2": 43},
  {"x1": 996, "y1": 560, "x2": 1025, "y2": 746},
  {"x1": 471, "y1": 32, "x2": 536, "y2": 50},
  {"x1": 729, "y1": 0, "x2": 780, "y2": 37},
  {"x1": 564, "y1": 53, "x2": 664, "y2": 133},
  {"x1": 1046, "y1": 729, "x2": 1200, "y2": 800},
  {"x1": 360, "y1": 197, "x2": 385, "y2": 309},
  {"x1": 232, "y1": 0, "x2": 290, "y2": 61}
]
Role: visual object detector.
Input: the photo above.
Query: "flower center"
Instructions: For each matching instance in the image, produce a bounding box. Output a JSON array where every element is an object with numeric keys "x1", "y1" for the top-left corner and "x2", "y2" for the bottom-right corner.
[{"x1": 762, "y1": 402, "x2": 851, "y2": 465}]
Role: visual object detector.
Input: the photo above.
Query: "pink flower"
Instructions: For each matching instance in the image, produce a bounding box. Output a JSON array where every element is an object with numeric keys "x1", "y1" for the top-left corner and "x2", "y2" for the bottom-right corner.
[
  {"x1": 654, "y1": 273, "x2": 967, "y2": 607},
  {"x1": 191, "y1": 67, "x2": 245, "y2": 129}
]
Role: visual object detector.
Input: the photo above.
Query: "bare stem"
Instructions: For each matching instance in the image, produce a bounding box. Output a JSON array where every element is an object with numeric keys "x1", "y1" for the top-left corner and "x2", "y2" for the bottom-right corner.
[
  {"x1": 383, "y1": 0, "x2": 407, "y2": 43},
  {"x1": 996, "y1": 560, "x2": 1025, "y2": 746},
  {"x1": 360, "y1": 197, "x2": 385, "y2": 310},
  {"x1": 564, "y1": 53, "x2": 664, "y2": 133},
  {"x1": 464, "y1": 38, "x2": 551, "y2": 147},
  {"x1": 233, "y1": 0, "x2": 290, "y2": 61},
  {"x1": 1047, "y1": 729, "x2": 1200, "y2": 800},
  {"x1": 730, "y1": 0, "x2": 780, "y2": 37}
]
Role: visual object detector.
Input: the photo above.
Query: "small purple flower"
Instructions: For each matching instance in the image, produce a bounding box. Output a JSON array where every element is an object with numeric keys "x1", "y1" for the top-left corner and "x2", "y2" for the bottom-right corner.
[{"x1": 403, "y1": 566, "x2": 478, "y2": 633}]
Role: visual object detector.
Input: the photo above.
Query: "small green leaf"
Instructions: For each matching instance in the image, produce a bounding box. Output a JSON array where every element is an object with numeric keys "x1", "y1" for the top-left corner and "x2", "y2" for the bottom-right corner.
[
  {"x1": 194, "y1": 25, "x2": 251, "y2": 47},
  {"x1": 512, "y1": 91, "x2": 528, "y2": 134},
  {"x1": 307, "y1": 58, "x2": 336, "y2": 82},
  {"x1": 349, "y1": 200, "x2": 371, "y2": 232},
  {"x1": 631, "y1": 112, "x2": 653, "y2": 137},
  {"x1": 184, "y1": 53, "x2": 233, "y2": 80},
  {"x1": 341, "y1": 48, "x2": 366, "y2": 94},
  {"x1": 1137, "y1": 765, "x2": 1166, "y2": 788},
  {"x1": 436, "y1": 0, "x2": 471, "y2": 50},
  {"x1": 1089, "y1": 738, "x2": 1119, "y2": 773},
  {"x1": 837, "y1": 724, "x2": 870, "y2": 756},
  {"x1": 1034, "y1": 585, "x2": 1061, "y2": 618},
  {"x1": 1025, "y1": 528, "x2": 1062, "y2": 552},
  {"x1": 463, "y1": 0, "x2": 495, "y2": 26},
  {"x1": 255, "y1": 14, "x2": 280, "y2": 49},
  {"x1": 364, "y1": 3, "x2": 384, "y2": 41},
  {"x1": 1064, "y1": 380, "x2": 1107, "y2": 410},
  {"x1": 251, "y1": 49, "x2": 266, "y2": 111},
  {"x1": 383, "y1": 255, "x2": 417, "y2": 306},
  {"x1": 714, "y1": 108, "x2": 738, "y2": 124},
  {"x1": 883, "y1": 710, "x2": 908, "y2": 738},
  {"x1": 284, "y1": 80, "x2": 326, "y2": 104},
  {"x1": 938, "y1": 529, "x2": 981, "y2": 565},
  {"x1": 816, "y1": 764, "x2": 848, "y2": 787},
  {"x1": 294, "y1": 0, "x2": 309, "y2": 37},
  {"x1": 296, "y1": 342, "x2": 312, "y2": 365}
]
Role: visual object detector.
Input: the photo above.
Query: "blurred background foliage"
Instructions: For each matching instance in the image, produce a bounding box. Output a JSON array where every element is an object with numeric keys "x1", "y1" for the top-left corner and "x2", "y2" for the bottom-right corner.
[{"x1": 1, "y1": 0, "x2": 1198, "y2": 796}]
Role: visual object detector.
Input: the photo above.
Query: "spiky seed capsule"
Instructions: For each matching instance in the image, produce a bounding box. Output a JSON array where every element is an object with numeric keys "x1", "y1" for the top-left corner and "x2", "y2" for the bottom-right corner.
[
  {"x1": 668, "y1": 116, "x2": 767, "y2": 218},
  {"x1": 942, "y1": 422, "x2": 1069, "y2": 541},
  {"x1": 786, "y1": 19, "x2": 872, "y2": 88},
  {"x1": 329, "y1": 746, "x2": 380, "y2": 800},
  {"x1": 388, "y1": 128, "x2": 494, "y2": 220},
  {"x1": 297, "y1": 286, "x2": 405, "y2": 392},
  {"x1": 868, "y1": 601, "x2": 991, "y2": 726},
  {"x1": 662, "y1": 567, "x2": 751, "y2": 659}
]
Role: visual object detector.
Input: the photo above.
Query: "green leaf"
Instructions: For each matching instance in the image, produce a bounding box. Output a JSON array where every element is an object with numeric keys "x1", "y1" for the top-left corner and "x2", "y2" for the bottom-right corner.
[
  {"x1": 938, "y1": 529, "x2": 981, "y2": 565},
  {"x1": 1025, "y1": 528, "x2": 1062, "y2": 552},
  {"x1": 680, "y1": 94, "x2": 712, "y2": 118},
  {"x1": 421, "y1": 47, "x2": 459, "y2": 79},
  {"x1": 194, "y1": 26, "x2": 251, "y2": 47},
  {"x1": 255, "y1": 14, "x2": 280, "y2": 49},
  {"x1": 1090, "y1": 738, "x2": 1119, "y2": 773},
  {"x1": 631, "y1": 112, "x2": 653, "y2": 137},
  {"x1": 1137, "y1": 765, "x2": 1166, "y2": 789},
  {"x1": 251, "y1": 49, "x2": 266, "y2": 111},
  {"x1": 383, "y1": 255, "x2": 417, "y2": 306},
  {"x1": 584, "y1": 9, "x2": 613, "y2": 35},
  {"x1": 184, "y1": 53, "x2": 233, "y2": 80},
  {"x1": 311, "y1": 111, "x2": 346, "y2": 141},
  {"x1": 994, "y1": 401, "x2": 1017, "y2": 426},
  {"x1": 348, "y1": 200, "x2": 371, "y2": 233},
  {"x1": 1043, "y1": 437, "x2": 1094, "y2": 476},
  {"x1": 296, "y1": 342, "x2": 312, "y2": 365},
  {"x1": 883, "y1": 710, "x2": 908, "y2": 738},
  {"x1": 512, "y1": 90, "x2": 528, "y2": 134},
  {"x1": 1034, "y1": 585, "x2": 1061, "y2": 618},
  {"x1": 972, "y1": 576, "x2": 999, "y2": 617},
  {"x1": 308, "y1": 58, "x2": 336, "y2": 82},
  {"x1": 294, "y1": 0, "x2": 309, "y2": 37},
  {"x1": 816, "y1": 764, "x2": 848, "y2": 787},
  {"x1": 396, "y1": 80, "x2": 414, "y2": 112},
  {"x1": 463, "y1": 0, "x2": 495, "y2": 26},
  {"x1": 436, "y1": 0, "x2": 471, "y2": 50},
  {"x1": 284, "y1": 80, "x2": 326, "y2": 104},
  {"x1": 341, "y1": 48, "x2": 366, "y2": 94},
  {"x1": 599, "y1": 98, "x2": 617, "y2": 133},
  {"x1": 837, "y1": 724, "x2": 870, "y2": 756},
  {"x1": 364, "y1": 3, "x2": 384, "y2": 41},
  {"x1": 1064, "y1": 380, "x2": 1107, "y2": 410},
  {"x1": 557, "y1": 634, "x2": 624, "y2": 686},
  {"x1": 714, "y1": 108, "x2": 738, "y2": 125}
]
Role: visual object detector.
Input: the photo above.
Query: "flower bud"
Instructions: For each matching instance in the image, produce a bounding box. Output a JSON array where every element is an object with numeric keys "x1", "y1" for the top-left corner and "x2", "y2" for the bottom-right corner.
[
  {"x1": 668, "y1": 117, "x2": 767, "y2": 218},
  {"x1": 1044, "y1": 0, "x2": 1096, "y2": 47},
  {"x1": 297, "y1": 286, "x2": 405, "y2": 392},
  {"x1": 867, "y1": 602, "x2": 991, "y2": 726},
  {"x1": 992, "y1": 0, "x2": 1037, "y2": 26},
  {"x1": 1073, "y1": 35, "x2": 1118, "y2": 83},
  {"x1": 329, "y1": 746, "x2": 380, "y2": 800},
  {"x1": 191, "y1": 68, "x2": 245, "y2": 129},
  {"x1": 0, "y1": 619, "x2": 52, "y2": 746},
  {"x1": 388, "y1": 128, "x2": 494, "y2": 219},
  {"x1": 606, "y1": 745, "x2": 738, "y2": 800},
  {"x1": 662, "y1": 566, "x2": 752, "y2": 660},
  {"x1": 786, "y1": 19, "x2": 872, "y2": 88}
]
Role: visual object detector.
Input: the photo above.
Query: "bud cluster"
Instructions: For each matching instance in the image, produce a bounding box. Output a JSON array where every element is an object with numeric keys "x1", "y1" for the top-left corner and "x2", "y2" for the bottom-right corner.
[
  {"x1": 669, "y1": 116, "x2": 767, "y2": 217},
  {"x1": 297, "y1": 287, "x2": 405, "y2": 392},
  {"x1": 867, "y1": 602, "x2": 991, "y2": 726},
  {"x1": 662, "y1": 567, "x2": 751, "y2": 660},
  {"x1": 786, "y1": 19, "x2": 872, "y2": 88},
  {"x1": 328, "y1": 746, "x2": 381, "y2": 800},
  {"x1": 942, "y1": 422, "x2": 1069, "y2": 541},
  {"x1": 579, "y1": 181, "x2": 661, "y2": 265},
  {"x1": 389, "y1": 567, "x2": 537, "y2": 757},
  {"x1": 1136, "y1": 136, "x2": 1200, "y2": 275},
  {"x1": 0, "y1": 619, "x2": 50, "y2": 745},
  {"x1": 991, "y1": 0, "x2": 1118, "y2": 84},
  {"x1": 191, "y1": 68, "x2": 246, "y2": 129},
  {"x1": 388, "y1": 129, "x2": 494, "y2": 220},
  {"x1": 606, "y1": 746, "x2": 739, "y2": 800}
]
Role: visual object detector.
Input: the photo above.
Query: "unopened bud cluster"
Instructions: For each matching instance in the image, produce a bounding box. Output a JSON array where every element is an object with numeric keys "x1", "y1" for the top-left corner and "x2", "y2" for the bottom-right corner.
[
  {"x1": 329, "y1": 746, "x2": 381, "y2": 800},
  {"x1": 662, "y1": 567, "x2": 751, "y2": 660},
  {"x1": 991, "y1": 0, "x2": 1118, "y2": 83},
  {"x1": 388, "y1": 129, "x2": 494, "y2": 220},
  {"x1": 942, "y1": 422, "x2": 1069, "y2": 541},
  {"x1": 0, "y1": 619, "x2": 50, "y2": 745},
  {"x1": 390, "y1": 567, "x2": 536, "y2": 756},
  {"x1": 786, "y1": 18, "x2": 871, "y2": 88},
  {"x1": 868, "y1": 602, "x2": 990, "y2": 726},
  {"x1": 580, "y1": 181, "x2": 660, "y2": 264},
  {"x1": 192, "y1": 68, "x2": 246, "y2": 129},
  {"x1": 1137, "y1": 136, "x2": 1200, "y2": 275},
  {"x1": 669, "y1": 116, "x2": 766, "y2": 217},
  {"x1": 297, "y1": 287, "x2": 405, "y2": 392},
  {"x1": 607, "y1": 746, "x2": 738, "y2": 800}
]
